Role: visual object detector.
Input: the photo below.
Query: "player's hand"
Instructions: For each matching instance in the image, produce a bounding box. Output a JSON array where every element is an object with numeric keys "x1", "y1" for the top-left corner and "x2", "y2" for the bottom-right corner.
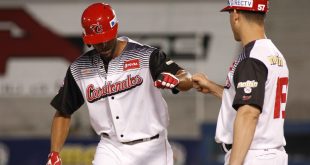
[
  {"x1": 192, "y1": 73, "x2": 211, "y2": 94},
  {"x1": 46, "y1": 151, "x2": 61, "y2": 165},
  {"x1": 154, "y1": 72, "x2": 180, "y2": 89}
]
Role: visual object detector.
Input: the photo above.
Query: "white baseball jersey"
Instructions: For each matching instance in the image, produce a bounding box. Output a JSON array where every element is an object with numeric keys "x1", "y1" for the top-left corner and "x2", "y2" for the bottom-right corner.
[
  {"x1": 51, "y1": 37, "x2": 182, "y2": 142},
  {"x1": 215, "y1": 39, "x2": 289, "y2": 149}
]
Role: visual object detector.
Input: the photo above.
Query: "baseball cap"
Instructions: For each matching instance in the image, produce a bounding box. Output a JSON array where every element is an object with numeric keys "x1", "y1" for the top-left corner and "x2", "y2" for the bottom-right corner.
[{"x1": 221, "y1": 0, "x2": 269, "y2": 13}]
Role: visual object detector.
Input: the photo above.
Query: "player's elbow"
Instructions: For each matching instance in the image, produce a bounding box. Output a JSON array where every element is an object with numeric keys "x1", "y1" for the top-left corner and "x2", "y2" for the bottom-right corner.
[{"x1": 237, "y1": 105, "x2": 260, "y2": 121}]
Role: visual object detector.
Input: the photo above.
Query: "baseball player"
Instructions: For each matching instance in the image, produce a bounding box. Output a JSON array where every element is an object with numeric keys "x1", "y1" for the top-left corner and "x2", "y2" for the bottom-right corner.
[
  {"x1": 46, "y1": 3, "x2": 193, "y2": 165},
  {"x1": 192, "y1": 0, "x2": 289, "y2": 164}
]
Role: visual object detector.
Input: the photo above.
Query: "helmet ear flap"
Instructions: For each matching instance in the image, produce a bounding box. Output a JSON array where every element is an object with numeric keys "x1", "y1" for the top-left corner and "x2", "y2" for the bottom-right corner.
[
  {"x1": 81, "y1": 32, "x2": 92, "y2": 48},
  {"x1": 82, "y1": 32, "x2": 89, "y2": 47}
]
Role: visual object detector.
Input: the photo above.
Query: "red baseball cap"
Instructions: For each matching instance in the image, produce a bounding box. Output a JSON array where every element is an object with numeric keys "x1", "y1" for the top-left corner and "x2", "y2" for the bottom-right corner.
[{"x1": 221, "y1": 0, "x2": 269, "y2": 13}]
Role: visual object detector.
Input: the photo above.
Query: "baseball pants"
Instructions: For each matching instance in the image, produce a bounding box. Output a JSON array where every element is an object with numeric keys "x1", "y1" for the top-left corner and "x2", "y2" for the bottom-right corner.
[
  {"x1": 224, "y1": 147, "x2": 288, "y2": 165},
  {"x1": 92, "y1": 131, "x2": 173, "y2": 165}
]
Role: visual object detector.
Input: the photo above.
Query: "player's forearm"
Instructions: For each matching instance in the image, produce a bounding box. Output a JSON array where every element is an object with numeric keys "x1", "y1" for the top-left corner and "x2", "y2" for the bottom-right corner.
[
  {"x1": 175, "y1": 70, "x2": 193, "y2": 91},
  {"x1": 208, "y1": 81, "x2": 224, "y2": 99},
  {"x1": 50, "y1": 111, "x2": 71, "y2": 152},
  {"x1": 229, "y1": 105, "x2": 260, "y2": 165}
]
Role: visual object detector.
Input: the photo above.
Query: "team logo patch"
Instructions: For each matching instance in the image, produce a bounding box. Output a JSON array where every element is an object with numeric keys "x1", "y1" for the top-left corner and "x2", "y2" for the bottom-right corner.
[
  {"x1": 124, "y1": 59, "x2": 140, "y2": 71},
  {"x1": 268, "y1": 55, "x2": 283, "y2": 67},
  {"x1": 244, "y1": 87, "x2": 252, "y2": 94},
  {"x1": 90, "y1": 22, "x2": 103, "y2": 34}
]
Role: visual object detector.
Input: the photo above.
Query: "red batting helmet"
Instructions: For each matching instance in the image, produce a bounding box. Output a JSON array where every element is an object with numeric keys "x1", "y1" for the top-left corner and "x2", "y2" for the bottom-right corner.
[
  {"x1": 221, "y1": 0, "x2": 269, "y2": 13},
  {"x1": 81, "y1": 3, "x2": 118, "y2": 44}
]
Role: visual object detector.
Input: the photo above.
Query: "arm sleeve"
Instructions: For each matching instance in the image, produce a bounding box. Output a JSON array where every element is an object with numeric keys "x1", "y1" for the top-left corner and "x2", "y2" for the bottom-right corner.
[
  {"x1": 50, "y1": 66, "x2": 85, "y2": 115},
  {"x1": 232, "y1": 58, "x2": 268, "y2": 112},
  {"x1": 149, "y1": 49, "x2": 183, "y2": 81}
]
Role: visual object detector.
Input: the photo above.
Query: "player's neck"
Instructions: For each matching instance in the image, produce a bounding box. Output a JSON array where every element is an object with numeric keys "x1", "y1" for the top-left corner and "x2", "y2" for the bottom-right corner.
[
  {"x1": 100, "y1": 39, "x2": 127, "y2": 63},
  {"x1": 240, "y1": 24, "x2": 266, "y2": 46},
  {"x1": 113, "y1": 39, "x2": 128, "y2": 58}
]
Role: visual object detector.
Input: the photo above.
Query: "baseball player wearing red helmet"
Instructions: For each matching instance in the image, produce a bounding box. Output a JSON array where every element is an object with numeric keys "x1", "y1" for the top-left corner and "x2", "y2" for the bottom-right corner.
[
  {"x1": 46, "y1": 3, "x2": 193, "y2": 165},
  {"x1": 193, "y1": 0, "x2": 289, "y2": 165}
]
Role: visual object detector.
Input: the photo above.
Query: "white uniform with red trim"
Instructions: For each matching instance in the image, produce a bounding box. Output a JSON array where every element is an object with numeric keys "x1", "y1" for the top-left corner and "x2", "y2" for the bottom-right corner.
[
  {"x1": 51, "y1": 37, "x2": 182, "y2": 165},
  {"x1": 215, "y1": 39, "x2": 289, "y2": 165}
]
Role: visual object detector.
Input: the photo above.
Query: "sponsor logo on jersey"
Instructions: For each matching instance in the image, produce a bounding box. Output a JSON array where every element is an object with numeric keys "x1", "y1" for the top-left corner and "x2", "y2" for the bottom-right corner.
[
  {"x1": 123, "y1": 59, "x2": 140, "y2": 71},
  {"x1": 238, "y1": 80, "x2": 257, "y2": 95},
  {"x1": 268, "y1": 55, "x2": 283, "y2": 67},
  {"x1": 228, "y1": 0, "x2": 253, "y2": 8},
  {"x1": 237, "y1": 80, "x2": 258, "y2": 88},
  {"x1": 86, "y1": 74, "x2": 143, "y2": 103},
  {"x1": 109, "y1": 16, "x2": 118, "y2": 28}
]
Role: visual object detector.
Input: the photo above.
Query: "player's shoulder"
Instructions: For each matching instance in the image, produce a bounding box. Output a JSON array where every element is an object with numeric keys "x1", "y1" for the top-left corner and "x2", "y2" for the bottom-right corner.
[
  {"x1": 69, "y1": 49, "x2": 97, "y2": 70},
  {"x1": 250, "y1": 39, "x2": 272, "y2": 57},
  {"x1": 72, "y1": 49, "x2": 96, "y2": 64},
  {"x1": 121, "y1": 36, "x2": 157, "y2": 54},
  {"x1": 249, "y1": 39, "x2": 286, "y2": 67}
]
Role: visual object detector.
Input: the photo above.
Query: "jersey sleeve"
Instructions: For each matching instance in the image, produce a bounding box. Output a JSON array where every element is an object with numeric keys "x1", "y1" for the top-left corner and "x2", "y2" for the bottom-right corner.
[
  {"x1": 149, "y1": 49, "x2": 183, "y2": 81},
  {"x1": 50, "y1": 66, "x2": 85, "y2": 115},
  {"x1": 232, "y1": 58, "x2": 268, "y2": 112}
]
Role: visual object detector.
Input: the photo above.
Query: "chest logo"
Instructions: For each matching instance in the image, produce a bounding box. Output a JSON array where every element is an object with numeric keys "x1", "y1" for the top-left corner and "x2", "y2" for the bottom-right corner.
[
  {"x1": 86, "y1": 75, "x2": 143, "y2": 103},
  {"x1": 124, "y1": 59, "x2": 140, "y2": 71}
]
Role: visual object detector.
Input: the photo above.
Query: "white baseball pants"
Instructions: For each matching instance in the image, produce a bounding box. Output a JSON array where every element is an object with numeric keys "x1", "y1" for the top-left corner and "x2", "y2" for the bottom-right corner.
[
  {"x1": 92, "y1": 131, "x2": 173, "y2": 165},
  {"x1": 224, "y1": 147, "x2": 288, "y2": 165}
]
